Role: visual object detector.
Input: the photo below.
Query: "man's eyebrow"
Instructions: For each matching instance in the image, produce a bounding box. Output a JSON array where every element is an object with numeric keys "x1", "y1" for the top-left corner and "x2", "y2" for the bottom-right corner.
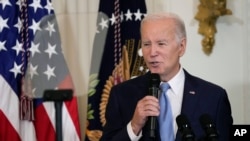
[
  {"x1": 157, "y1": 39, "x2": 168, "y2": 43},
  {"x1": 142, "y1": 40, "x2": 151, "y2": 43}
]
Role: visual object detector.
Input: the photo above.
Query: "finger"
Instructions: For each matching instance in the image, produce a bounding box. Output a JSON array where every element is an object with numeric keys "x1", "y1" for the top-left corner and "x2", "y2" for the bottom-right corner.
[
  {"x1": 143, "y1": 104, "x2": 160, "y2": 116},
  {"x1": 143, "y1": 95, "x2": 159, "y2": 102}
]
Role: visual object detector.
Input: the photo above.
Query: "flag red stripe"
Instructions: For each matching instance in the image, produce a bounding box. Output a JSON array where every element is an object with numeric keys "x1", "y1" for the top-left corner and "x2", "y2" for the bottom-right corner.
[
  {"x1": 0, "y1": 111, "x2": 21, "y2": 141},
  {"x1": 33, "y1": 104, "x2": 56, "y2": 141},
  {"x1": 58, "y1": 75, "x2": 81, "y2": 138}
]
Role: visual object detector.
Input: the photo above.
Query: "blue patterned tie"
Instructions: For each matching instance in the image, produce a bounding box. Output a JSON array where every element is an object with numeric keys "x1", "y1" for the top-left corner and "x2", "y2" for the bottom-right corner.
[{"x1": 159, "y1": 82, "x2": 174, "y2": 141}]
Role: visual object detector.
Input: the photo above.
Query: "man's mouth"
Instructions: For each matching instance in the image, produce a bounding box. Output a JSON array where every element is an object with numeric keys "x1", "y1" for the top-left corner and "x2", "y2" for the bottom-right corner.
[{"x1": 149, "y1": 61, "x2": 160, "y2": 67}]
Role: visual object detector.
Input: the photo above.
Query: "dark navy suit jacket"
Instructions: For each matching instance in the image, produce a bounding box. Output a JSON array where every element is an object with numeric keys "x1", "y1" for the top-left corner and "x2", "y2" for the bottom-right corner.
[{"x1": 100, "y1": 70, "x2": 233, "y2": 141}]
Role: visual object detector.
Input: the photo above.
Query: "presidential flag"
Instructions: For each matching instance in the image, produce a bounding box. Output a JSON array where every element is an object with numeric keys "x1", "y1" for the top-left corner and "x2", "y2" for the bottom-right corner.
[
  {"x1": 0, "y1": 0, "x2": 80, "y2": 141},
  {"x1": 86, "y1": 0, "x2": 147, "y2": 140}
]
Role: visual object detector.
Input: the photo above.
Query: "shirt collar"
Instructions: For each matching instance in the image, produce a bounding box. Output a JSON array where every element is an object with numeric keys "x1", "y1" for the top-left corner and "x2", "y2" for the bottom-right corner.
[{"x1": 167, "y1": 67, "x2": 185, "y2": 95}]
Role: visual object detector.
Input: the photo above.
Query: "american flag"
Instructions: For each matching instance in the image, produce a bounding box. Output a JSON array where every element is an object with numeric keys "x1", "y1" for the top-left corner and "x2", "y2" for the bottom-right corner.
[{"x1": 0, "y1": 0, "x2": 80, "y2": 141}]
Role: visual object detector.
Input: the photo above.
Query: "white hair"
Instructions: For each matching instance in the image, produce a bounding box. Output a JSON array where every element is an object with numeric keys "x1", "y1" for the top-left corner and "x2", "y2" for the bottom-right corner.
[{"x1": 140, "y1": 12, "x2": 186, "y2": 43}]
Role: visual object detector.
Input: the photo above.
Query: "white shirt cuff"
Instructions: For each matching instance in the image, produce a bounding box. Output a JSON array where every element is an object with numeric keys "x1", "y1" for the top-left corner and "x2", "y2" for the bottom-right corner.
[{"x1": 127, "y1": 121, "x2": 142, "y2": 141}]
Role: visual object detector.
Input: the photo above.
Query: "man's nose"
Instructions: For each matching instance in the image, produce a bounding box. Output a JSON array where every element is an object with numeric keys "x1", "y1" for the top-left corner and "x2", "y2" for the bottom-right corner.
[{"x1": 150, "y1": 46, "x2": 158, "y2": 56}]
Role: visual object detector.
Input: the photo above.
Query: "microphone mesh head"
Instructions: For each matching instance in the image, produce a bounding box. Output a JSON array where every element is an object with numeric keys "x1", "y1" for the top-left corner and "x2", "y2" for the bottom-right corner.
[
  {"x1": 199, "y1": 114, "x2": 214, "y2": 128},
  {"x1": 150, "y1": 73, "x2": 160, "y2": 87},
  {"x1": 199, "y1": 114, "x2": 219, "y2": 138},
  {"x1": 176, "y1": 115, "x2": 190, "y2": 129}
]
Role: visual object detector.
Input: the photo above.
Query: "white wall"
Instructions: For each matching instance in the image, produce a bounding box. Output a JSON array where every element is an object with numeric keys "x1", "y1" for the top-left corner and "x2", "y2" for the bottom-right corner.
[
  {"x1": 53, "y1": 0, "x2": 250, "y2": 140},
  {"x1": 176, "y1": 0, "x2": 250, "y2": 124},
  {"x1": 164, "y1": 0, "x2": 250, "y2": 124}
]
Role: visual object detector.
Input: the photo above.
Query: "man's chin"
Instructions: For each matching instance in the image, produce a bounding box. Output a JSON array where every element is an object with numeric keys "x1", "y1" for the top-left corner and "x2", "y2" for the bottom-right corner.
[{"x1": 149, "y1": 70, "x2": 161, "y2": 74}]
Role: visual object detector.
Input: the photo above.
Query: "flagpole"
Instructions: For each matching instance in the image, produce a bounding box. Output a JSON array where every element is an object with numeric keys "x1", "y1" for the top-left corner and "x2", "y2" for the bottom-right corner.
[{"x1": 43, "y1": 89, "x2": 73, "y2": 141}]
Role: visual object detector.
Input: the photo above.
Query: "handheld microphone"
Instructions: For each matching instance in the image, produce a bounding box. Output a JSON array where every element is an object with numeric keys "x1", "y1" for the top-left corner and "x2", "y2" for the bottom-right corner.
[
  {"x1": 176, "y1": 114, "x2": 195, "y2": 141},
  {"x1": 147, "y1": 73, "x2": 160, "y2": 138},
  {"x1": 199, "y1": 114, "x2": 219, "y2": 141}
]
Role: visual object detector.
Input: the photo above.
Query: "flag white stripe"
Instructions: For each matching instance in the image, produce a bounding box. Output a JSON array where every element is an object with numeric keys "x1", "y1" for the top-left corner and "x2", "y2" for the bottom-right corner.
[
  {"x1": 0, "y1": 75, "x2": 20, "y2": 135},
  {"x1": 62, "y1": 103, "x2": 80, "y2": 141},
  {"x1": 0, "y1": 75, "x2": 37, "y2": 141},
  {"x1": 43, "y1": 101, "x2": 80, "y2": 141},
  {"x1": 20, "y1": 120, "x2": 37, "y2": 141}
]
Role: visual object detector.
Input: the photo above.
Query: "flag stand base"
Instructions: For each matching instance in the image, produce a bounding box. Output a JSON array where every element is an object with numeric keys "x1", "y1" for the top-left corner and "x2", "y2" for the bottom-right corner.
[{"x1": 43, "y1": 89, "x2": 73, "y2": 141}]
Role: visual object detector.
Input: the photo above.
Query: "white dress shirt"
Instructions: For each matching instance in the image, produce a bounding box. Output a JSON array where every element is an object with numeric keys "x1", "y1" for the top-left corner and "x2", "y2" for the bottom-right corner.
[{"x1": 128, "y1": 68, "x2": 185, "y2": 140}]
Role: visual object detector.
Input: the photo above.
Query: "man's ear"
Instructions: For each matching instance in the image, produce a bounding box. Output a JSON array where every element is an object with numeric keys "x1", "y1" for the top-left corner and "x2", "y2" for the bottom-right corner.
[{"x1": 179, "y1": 38, "x2": 186, "y2": 57}]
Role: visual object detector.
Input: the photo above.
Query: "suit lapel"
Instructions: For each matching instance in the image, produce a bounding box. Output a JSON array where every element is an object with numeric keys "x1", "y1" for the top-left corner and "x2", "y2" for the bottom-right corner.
[
  {"x1": 175, "y1": 70, "x2": 200, "y2": 141},
  {"x1": 180, "y1": 70, "x2": 199, "y2": 117}
]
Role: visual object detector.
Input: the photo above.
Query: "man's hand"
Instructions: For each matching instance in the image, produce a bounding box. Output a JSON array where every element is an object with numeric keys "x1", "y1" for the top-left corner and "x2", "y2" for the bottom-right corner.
[{"x1": 130, "y1": 96, "x2": 160, "y2": 135}]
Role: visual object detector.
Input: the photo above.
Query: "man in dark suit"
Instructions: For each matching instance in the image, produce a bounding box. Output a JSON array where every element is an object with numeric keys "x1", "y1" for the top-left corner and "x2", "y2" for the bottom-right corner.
[{"x1": 100, "y1": 12, "x2": 233, "y2": 141}]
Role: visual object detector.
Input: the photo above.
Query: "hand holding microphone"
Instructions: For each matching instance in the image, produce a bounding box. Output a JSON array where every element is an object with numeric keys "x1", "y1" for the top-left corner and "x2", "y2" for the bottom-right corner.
[{"x1": 147, "y1": 73, "x2": 161, "y2": 138}]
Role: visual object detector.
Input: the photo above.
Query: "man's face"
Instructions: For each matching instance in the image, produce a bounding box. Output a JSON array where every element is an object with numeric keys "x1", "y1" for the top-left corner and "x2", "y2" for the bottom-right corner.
[{"x1": 141, "y1": 19, "x2": 186, "y2": 80}]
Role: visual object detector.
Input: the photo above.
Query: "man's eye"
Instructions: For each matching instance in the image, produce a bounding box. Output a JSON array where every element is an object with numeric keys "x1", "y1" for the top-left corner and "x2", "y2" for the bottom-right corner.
[
  {"x1": 158, "y1": 43, "x2": 166, "y2": 46},
  {"x1": 143, "y1": 43, "x2": 150, "y2": 47}
]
